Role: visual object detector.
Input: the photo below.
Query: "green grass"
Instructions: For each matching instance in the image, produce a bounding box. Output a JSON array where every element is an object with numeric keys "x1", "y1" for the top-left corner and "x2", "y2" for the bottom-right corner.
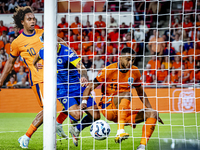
[{"x1": 0, "y1": 113, "x2": 199, "y2": 150}]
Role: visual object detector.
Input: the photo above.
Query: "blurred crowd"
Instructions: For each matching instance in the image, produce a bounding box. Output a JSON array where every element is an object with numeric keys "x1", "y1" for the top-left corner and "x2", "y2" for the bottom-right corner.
[
  {"x1": 0, "y1": 0, "x2": 200, "y2": 89},
  {"x1": 0, "y1": 0, "x2": 44, "y2": 14}
]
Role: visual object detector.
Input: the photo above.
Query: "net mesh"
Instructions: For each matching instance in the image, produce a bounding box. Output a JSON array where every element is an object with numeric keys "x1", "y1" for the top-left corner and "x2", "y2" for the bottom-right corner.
[{"x1": 56, "y1": 0, "x2": 200, "y2": 149}]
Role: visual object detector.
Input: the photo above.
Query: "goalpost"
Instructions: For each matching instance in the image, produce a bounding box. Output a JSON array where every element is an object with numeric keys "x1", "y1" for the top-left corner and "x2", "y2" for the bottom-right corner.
[
  {"x1": 43, "y1": 0, "x2": 200, "y2": 149},
  {"x1": 43, "y1": 0, "x2": 57, "y2": 149}
]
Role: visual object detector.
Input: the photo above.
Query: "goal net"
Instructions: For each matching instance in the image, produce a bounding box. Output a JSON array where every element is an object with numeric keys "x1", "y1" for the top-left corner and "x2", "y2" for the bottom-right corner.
[{"x1": 53, "y1": 0, "x2": 200, "y2": 150}]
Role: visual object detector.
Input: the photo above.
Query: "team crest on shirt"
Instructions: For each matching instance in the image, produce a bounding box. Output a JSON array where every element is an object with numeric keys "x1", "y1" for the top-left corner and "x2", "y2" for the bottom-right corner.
[
  {"x1": 62, "y1": 98, "x2": 67, "y2": 104},
  {"x1": 58, "y1": 58, "x2": 62, "y2": 64},
  {"x1": 128, "y1": 77, "x2": 134, "y2": 86},
  {"x1": 98, "y1": 72, "x2": 102, "y2": 77}
]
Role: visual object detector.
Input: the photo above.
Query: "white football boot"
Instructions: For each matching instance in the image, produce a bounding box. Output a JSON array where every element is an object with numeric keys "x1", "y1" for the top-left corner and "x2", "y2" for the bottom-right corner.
[
  {"x1": 136, "y1": 144, "x2": 145, "y2": 150},
  {"x1": 56, "y1": 122, "x2": 68, "y2": 139},
  {"x1": 69, "y1": 126, "x2": 80, "y2": 147},
  {"x1": 18, "y1": 135, "x2": 30, "y2": 149}
]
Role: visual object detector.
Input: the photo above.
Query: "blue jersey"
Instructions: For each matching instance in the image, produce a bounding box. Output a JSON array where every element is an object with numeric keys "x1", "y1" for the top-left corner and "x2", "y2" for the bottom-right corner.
[{"x1": 39, "y1": 44, "x2": 84, "y2": 98}]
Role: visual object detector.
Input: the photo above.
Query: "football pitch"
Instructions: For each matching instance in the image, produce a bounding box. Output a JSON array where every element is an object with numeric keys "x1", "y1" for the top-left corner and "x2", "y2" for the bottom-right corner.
[{"x1": 0, "y1": 113, "x2": 199, "y2": 150}]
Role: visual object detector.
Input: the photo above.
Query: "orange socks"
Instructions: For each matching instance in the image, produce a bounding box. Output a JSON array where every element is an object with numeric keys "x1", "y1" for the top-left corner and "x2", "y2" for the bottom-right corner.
[
  {"x1": 118, "y1": 99, "x2": 131, "y2": 130},
  {"x1": 56, "y1": 112, "x2": 68, "y2": 124},
  {"x1": 26, "y1": 124, "x2": 37, "y2": 138},
  {"x1": 140, "y1": 118, "x2": 157, "y2": 145}
]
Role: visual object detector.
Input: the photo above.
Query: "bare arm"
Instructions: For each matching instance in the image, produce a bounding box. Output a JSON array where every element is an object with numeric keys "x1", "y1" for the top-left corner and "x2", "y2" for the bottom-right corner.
[
  {"x1": 32, "y1": 53, "x2": 42, "y2": 71},
  {"x1": 76, "y1": 60, "x2": 88, "y2": 80},
  {"x1": 0, "y1": 56, "x2": 17, "y2": 88},
  {"x1": 82, "y1": 82, "x2": 99, "y2": 101},
  {"x1": 135, "y1": 86, "x2": 152, "y2": 108}
]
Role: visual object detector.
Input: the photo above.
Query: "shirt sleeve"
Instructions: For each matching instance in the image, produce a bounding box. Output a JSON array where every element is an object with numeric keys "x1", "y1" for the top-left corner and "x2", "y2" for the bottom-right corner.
[
  {"x1": 10, "y1": 40, "x2": 20, "y2": 58},
  {"x1": 95, "y1": 67, "x2": 106, "y2": 84},
  {"x1": 68, "y1": 49, "x2": 81, "y2": 67}
]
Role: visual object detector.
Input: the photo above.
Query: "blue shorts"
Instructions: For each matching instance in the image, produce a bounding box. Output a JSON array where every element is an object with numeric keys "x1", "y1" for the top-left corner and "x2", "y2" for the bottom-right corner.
[{"x1": 58, "y1": 95, "x2": 96, "y2": 110}]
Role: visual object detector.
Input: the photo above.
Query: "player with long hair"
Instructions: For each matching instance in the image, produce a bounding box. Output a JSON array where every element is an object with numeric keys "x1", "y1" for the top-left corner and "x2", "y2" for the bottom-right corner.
[
  {"x1": 0, "y1": 6, "x2": 68, "y2": 148},
  {"x1": 81, "y1": 47, "x2": 164, "y2": 150}
]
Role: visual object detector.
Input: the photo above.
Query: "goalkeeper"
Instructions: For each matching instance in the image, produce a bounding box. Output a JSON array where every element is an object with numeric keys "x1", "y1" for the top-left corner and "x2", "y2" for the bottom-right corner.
[{"x1": 33, "y1": 33, "x2": 100, "y2": 147}]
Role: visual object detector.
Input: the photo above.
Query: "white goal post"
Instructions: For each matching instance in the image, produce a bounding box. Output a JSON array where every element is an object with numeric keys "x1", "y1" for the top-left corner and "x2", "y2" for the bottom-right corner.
[{"x1": 43, "y1": 0, "x2": 57, "y2": 149}]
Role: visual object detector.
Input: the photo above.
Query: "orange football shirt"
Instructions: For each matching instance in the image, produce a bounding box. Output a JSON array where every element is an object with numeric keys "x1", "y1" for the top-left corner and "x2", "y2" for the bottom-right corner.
[{"x1": 10, "y1": 29, "x2": 44, "y2": 86}]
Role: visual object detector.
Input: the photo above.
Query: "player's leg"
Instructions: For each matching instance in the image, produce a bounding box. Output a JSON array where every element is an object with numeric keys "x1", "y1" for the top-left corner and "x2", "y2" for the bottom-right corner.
[
  {"x1": 113, "y1": 92, "x2": 132, "y2": 143},
  {"x1": 134, "y1": 109, "x2": 158, "y2": 150},
  {"x1": 69, "y1": 96, "x2": 100, "y2": 147},
  {"x1": 18, "y1": 83, "x2": 44, "y2": 148}
]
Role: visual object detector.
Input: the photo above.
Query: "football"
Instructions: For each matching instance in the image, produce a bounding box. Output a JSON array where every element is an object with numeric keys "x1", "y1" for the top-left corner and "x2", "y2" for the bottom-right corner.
[{"x1": 90, "y1": 120, "x2": 111, "y2": 140}]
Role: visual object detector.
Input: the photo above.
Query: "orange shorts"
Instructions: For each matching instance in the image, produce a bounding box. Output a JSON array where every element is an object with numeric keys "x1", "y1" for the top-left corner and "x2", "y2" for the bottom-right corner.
[
  {"x1": 31, "y1": 82, "x2": 44, "y2": 107},
  {"x1": 100, "y1": 95, "x2": 140, "y2": 124}
]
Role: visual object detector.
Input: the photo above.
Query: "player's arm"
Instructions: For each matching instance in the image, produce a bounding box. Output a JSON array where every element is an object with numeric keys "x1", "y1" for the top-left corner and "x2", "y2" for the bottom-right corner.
[
  {"x1": 33, "y1": 53, "x2": 42, "y2": 71},
  {"x1": 0, "y1": 56, "x2": 17, "y2": 89},
  {"x1": 81, "y1": 81, "x2": 99, "y2": 110},
  {"x1": 57, "y1": 37, "x2": 78, "y2": 55},
  {"x1": 76, "y1": 61, "x2": 88, "y2": 80}
]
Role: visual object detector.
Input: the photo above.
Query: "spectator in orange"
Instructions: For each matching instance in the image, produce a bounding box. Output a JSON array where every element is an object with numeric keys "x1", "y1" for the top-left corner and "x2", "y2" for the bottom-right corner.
[
  {"x1": 183, "y1": 16, "x2": 193, "y2": 33},
  {"x1": 69, "y1": 35, "x2": 80, "y2": 51},
  {"x1": 185, "y1": 56, "x2": 194, "y2": 70},
  {"x1": 171, "y1": 17, "x2": 182, "y2": 28},
  {"x1": 176, "y1": 45, "x2": 188, "y2": 61},
  {"x1": 172, "y1": 56, "x2": 181, "y2": 69},
  {"x1": 143, "y1": 64, "x2": 155, "y2": 84},
  {"x1": 0, "y1": 40, "x2": 4, "y2": 49},
  {"x1": 188, "y1": 43, "x2": 200, "y2": 61},
  {"x1": 57, "y1": 27, "x2": 64, "y2": 39},
  {"x1": 148, "y1": 30, "x2": 165, "y2": 55},
  {"x1": 100, "y1": 29, "x2": 106, "y2": 41},
  {"x1": 95, "y1": 15, "x2": 106, "y2": 31},
  {"x1": 190, "y1": 66, "x2": 200, "y2": 83},
  {"x1": 6, "y1": 76, "x2": 17, "y2": 89},
  {"x1": 88, "y1": 29, "x2": 94, "y2": 42},
  {"x1": 162, "y1": 56, "x2": 172, "y2": 69},
  {"x1": 126, "y1": 33, "x2": 137, "y2": 52},
  {"x1": 4, "y1": 36, "x2": 14, "y2": 55},
  {"x1": 178, "y1": 65, "x2": 190, "y2": 84},
  {"x1": 58, "y1": 17, "x2": 68, "y2": 29},
  {"x1": 13, "y1": 57, "x2": 23, "y2": 73},
  {"x1": 0, "y1": 20, "x2": 8, "y2": 36},
  {"x1": 107, "y1": 39, "x2": 113, "y2": 54},
  {"x1": 95, "y1": 36, "x2": 104, "y2": 54},
  {"x1": 170, "y1": 69, "x2": 179, "y2": 84},
  {"x1": 70, "y1": 16, "x2": 82, "y2": 35},
  {"x1": 183, "y1": 0, "x2": 193, "y2": 11},
  {"x1": 82, "y1": 36, "x2": 93, "y2": 54},
  {"x1": 108, "y1": 29, "x2": 119, "y2": 42},
  {"x1": 85, "y1": 45, "x2": 97, "y2": 60},
  {"x1": 147, "y1": 56, "x2": 161, "y2": 71},
  {"x1": 34, "y1": 18, "x2": 40, "y2": 29},
  {"x1": 157, "y1": 64, "x2": 168, "y2": 83}
]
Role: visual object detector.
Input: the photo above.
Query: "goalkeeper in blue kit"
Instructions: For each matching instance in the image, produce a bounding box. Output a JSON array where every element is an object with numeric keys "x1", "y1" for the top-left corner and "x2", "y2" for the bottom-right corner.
[{"x1": 33, "y1": 34, "x2": 100, "y2": 147}]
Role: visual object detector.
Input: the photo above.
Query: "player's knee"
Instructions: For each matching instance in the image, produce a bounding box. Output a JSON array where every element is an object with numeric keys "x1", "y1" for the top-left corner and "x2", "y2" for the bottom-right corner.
[
  {"x1": 70, "y1": 111, "x2": 82, "y2": 121},
  {"x1": 148, "y1": 109, "x2": 158, "y2": 119}
]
